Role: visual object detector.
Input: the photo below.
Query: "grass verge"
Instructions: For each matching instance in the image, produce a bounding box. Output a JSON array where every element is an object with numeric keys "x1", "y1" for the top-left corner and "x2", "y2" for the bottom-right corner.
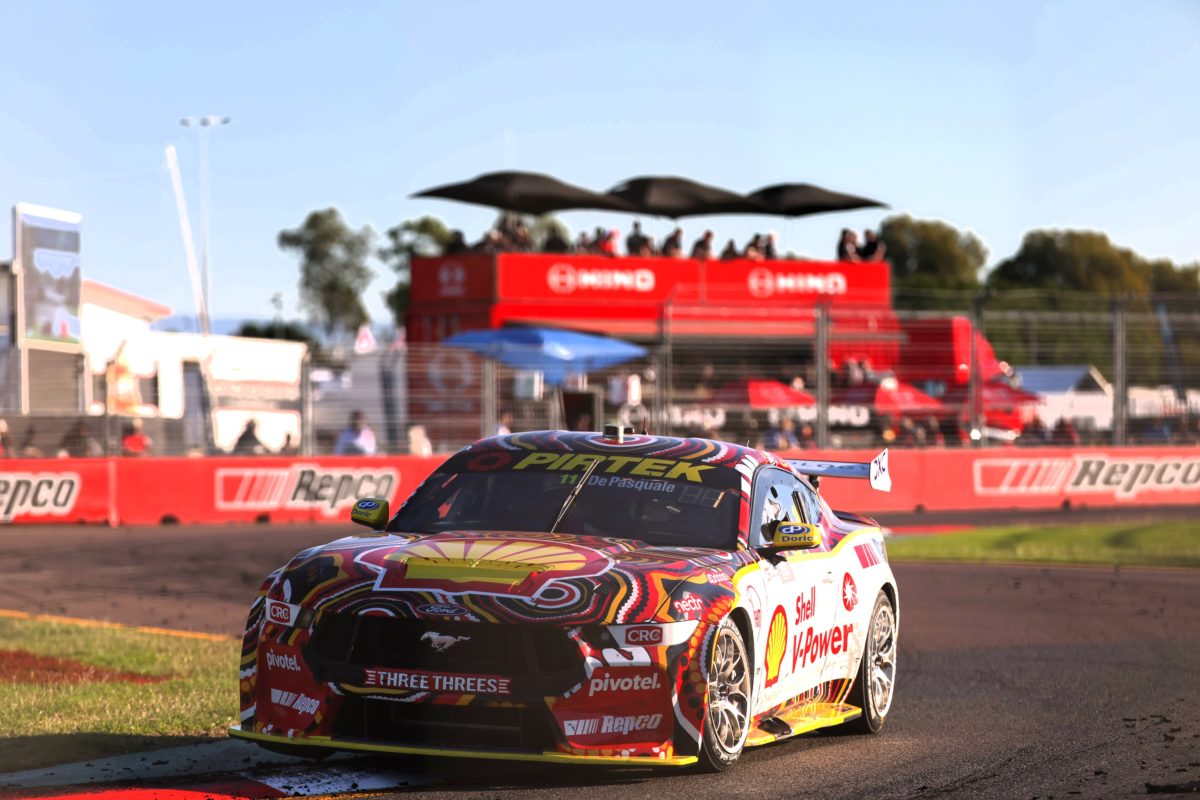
[
  {"x1": 887, "y1": 521, "x2": 1200, "y2": 568},
  {"x1": 0, "y1": 616, "x2": 238, "y2": 773}
]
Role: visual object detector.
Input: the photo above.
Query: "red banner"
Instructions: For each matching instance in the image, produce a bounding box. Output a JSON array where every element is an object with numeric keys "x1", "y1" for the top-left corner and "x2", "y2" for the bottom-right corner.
[
  {"x1": 4, "y1": 446, "x2": 1197, "y2": 526},
  {"x1": 410, "y1": 254, "x2": 496, "y2": 305}
]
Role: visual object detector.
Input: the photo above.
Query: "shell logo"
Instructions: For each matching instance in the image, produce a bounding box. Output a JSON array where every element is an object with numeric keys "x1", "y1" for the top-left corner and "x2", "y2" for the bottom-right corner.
[
  {"x1": 356, "y1": 538, "x2": 614, "y2": 597},
  {"x1": 763, "y1": 605, "x2": 788, "y2": 688}
]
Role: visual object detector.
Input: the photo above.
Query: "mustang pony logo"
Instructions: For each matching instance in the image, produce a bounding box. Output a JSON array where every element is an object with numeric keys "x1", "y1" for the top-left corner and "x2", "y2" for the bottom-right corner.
[{"x1": 421, "y1": 631, "x2": 470, "y2": 652}]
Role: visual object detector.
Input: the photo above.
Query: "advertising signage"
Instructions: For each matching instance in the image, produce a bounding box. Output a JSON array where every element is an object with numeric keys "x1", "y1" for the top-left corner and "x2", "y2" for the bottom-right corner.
[{"x1": 14, "y1": 203, "x2": 83, "y2": 344}]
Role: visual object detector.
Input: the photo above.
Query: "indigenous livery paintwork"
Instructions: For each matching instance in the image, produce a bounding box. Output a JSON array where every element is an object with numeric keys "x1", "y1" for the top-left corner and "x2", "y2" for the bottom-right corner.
[{"x1": 231, "y1": 431, "x2": 898, "y2": 769}]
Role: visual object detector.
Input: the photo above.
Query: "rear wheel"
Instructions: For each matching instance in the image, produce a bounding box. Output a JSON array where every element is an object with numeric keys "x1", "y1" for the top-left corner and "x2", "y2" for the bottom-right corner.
[
  {"x1": 697, "y1": 617, "x2": 752, "y2": 772},
  {"x1": 845, "y1": 589, "x2": 897, "y2": 733}
]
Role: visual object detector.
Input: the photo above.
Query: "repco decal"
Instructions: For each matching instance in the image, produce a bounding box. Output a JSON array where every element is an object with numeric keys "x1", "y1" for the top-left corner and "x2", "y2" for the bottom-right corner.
[
  {"x1": 974, "y1": 454, "x2": 1200, "y2": 500},
  {"x1": 0, "y1": 473, "x2": 80, "y2": 521},
  {"x1": 215, "y1": 465, "x2": 398, "y2": 516}
]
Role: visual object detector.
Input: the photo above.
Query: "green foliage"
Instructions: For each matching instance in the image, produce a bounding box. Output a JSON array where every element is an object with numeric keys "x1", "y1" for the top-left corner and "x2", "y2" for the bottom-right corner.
[
  {"x1": 278, "y1": 208, "x2": 374, "y2": 336},
  {"x1": 379, "y1": 215, "x2": 453, "y2": 326},
  {"x1": 886, "y1": 521, "x2": 1200, "y2": 568},
  {"x1": 234, "y1": 319, "x2": 318, "y2": 353},
  {"x1": 879, "y1": 214, "x2": 986, "y2": 309}
]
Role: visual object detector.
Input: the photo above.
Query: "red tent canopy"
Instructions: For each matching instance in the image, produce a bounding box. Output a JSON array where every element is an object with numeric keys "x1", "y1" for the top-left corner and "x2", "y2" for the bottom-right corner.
[
  {"x1": 834, "y1": 379, "x2": 943, "y2": 416},
  {"x1": 714, "y1": 379, "x2": 816, "y2": 408}
]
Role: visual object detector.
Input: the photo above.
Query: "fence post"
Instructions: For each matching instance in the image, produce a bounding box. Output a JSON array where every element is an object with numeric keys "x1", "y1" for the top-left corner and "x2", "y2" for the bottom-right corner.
[
  {"x1": 481, "y1": 359, "x2": 496, "y2": 440},
  {"x1": 1112, "y1": 298, "x2": 1127, "y2": 446},
  {"x1": 969, "y1": 294, "x2": 985, "y2": 447},
  {"x1": 814, "y1": 304, "x2": 830, "y2": 450},
  {"x1": 300, "y1": 350, "x2": 314, "y2": 456}
]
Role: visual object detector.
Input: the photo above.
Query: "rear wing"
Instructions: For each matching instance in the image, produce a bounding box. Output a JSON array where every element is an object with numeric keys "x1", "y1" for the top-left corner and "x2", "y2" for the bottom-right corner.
[{"x1": 785, "y1": 449, "x2": 892, "y2": 493}]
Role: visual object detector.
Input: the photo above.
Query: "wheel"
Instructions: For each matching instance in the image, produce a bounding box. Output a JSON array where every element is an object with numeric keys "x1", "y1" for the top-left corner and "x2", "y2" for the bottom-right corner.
[
  {"x1": 697, "y1": 617, "x2": 752, "y2": 772},
  {"x1": 844, "y1": 589, "x2": 897, "y2": 733}
]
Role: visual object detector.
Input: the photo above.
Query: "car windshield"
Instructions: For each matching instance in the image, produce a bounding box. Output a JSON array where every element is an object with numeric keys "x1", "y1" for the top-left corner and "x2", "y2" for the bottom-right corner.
[{"x1": 390, "y1": 458, "x2": 740, "y2": 549}]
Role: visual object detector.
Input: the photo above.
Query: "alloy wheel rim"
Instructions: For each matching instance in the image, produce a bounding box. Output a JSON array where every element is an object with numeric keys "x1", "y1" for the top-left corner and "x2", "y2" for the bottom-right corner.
[
  {"x1": 707, "y1": 624, "x2": 751, "y2": 756},
  {"x1": 869, "y1": 601, "x2": 896, "y2": 717}
]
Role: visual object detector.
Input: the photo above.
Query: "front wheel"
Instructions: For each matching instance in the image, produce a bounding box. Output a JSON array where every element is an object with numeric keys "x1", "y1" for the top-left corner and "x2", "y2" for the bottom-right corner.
[
  {"x1": 844, "y1": 589, "x2": 897, "y2": 733},
  {"x1": 697, "y1": 617, "x2": 752, "y2": 772}
]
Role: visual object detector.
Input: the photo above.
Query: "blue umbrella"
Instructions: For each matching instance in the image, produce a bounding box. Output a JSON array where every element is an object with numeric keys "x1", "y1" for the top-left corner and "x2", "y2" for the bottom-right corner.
[{"x1": 443, "y1": 327, "x2": 647, "y2": 386}]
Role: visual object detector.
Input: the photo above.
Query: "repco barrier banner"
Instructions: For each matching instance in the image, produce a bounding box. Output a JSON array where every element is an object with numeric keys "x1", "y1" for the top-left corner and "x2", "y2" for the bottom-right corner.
[{"x1": 1, "y1": 447, "x2": 1197, "y2": 525}]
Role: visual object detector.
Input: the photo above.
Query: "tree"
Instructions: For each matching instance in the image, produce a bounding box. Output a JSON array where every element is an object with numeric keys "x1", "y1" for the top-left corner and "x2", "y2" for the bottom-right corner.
[
  {"x1": 235, "y1": 319, "x2": 321, "y2": 357},
  {"x1": 878, "y1": 215, "x2": 987, "y2": 310},
  {"x1": 378, "y1": 215, "x2": 452, "y2": 326},
  {"x1": 278, "y1": 209, "x2": 374, "y2": 336},
  {"x1": 986, "y1": 230, "x2": 1149, "y2": 303}
]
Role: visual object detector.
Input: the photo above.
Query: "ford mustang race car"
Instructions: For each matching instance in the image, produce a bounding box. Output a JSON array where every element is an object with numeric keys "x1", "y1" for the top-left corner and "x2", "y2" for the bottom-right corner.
[{"x1": 231, "y1": 429, "x2": 898, "y2": 771}]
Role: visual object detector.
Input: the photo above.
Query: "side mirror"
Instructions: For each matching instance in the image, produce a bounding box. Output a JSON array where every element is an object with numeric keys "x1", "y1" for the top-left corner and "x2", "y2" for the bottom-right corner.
[
  {"x1": 350, "y1": 497, "x2": 390, "y2": 529},
  {"x1": 768, "y1": 521, "x2": 821, "y2": 550}
]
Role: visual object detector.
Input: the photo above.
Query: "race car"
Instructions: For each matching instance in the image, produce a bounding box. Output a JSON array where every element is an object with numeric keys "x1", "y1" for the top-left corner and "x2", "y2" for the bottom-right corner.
[{"x1": 231, "y1": 429, "x2": 898, "y2": 771}]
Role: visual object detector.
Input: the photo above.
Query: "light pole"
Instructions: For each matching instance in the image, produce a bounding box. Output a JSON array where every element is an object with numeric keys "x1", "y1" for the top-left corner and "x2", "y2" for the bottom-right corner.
[{"x1": 180, "y1": 115, "x2": 231, "y2": 328}]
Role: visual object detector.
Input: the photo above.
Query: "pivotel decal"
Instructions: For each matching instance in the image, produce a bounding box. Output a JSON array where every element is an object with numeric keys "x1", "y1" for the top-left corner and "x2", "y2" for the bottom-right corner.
[
  {"x1": 587, "y1": 668, "x2": 662, "y2": 697},
  {"x1": 974, "y1": 454, "x2": 1200, "y2": 499},
  {"x1": 215, "y1": 465, "x2": 398, "y2": 516},
  {"x1": 264, "y1": 648, "x2": 301, "y2": 672},
  {"x1": 0, "y1": 473, "x2": 80, "y2": 521}
]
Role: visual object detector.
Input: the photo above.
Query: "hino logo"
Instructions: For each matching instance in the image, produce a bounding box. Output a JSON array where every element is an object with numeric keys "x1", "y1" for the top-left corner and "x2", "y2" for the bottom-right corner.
[
  {"x1": 437, "y1": 261, "x2": 466, "y2": 297},
  {"x1": 0, "y1": 473, "x2": 80, "y2": 521},
  {"x1": 215, "y1": 465, "x2": 398, "y2": 516},
  {"x1": 746, "y1": 267, "x2": 848, "y2": 298},
  {"x1": 546, "y1": 262, "x2": 656, "y2": 295},
  {"x1": 421, "y1": 631, "x2": 470, "y2": 652}
]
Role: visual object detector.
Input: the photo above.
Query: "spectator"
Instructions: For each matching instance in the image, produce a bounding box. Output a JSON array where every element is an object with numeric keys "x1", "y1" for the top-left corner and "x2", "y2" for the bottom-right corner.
[
  {"x1": 662, "y1": 227, "x2": 684, "y2": 258},
  {"x1": 443, "y1": 230, "x2": 469, "y2": 255},
  {"x1": 570, "y1": 412, "x2": 593, "y2": 432},
  {"x1": 690, "y1": 230, "x2": 715, "y2": 261},
  {"x1": 596, "y1": 228, "x2": 619, "y2": 257},
  {"x1": 877, "y1": 415, "x2": 898, "y2": 446},
  {"x1": 121, "y1": 419, "x2": 151, "y2": 456},
  {"x1": 280, "y1": 433, "x2": 299, "y2": 456},
  {"x1": 763, "y1": 418, "x2": 801, "y2": 451},
  {"x1": 408, "y1": 425, "x2": 433, "y2": 457},
  {"x1": 0, "y1": 418, "x2": 9, "y2": 457},
  {"x1": 719, "y1": 239, "x2": 739, "y2": 260},
  {"x1": 58, "y1": 420, "x2": 102, "y2": 458},
  {"x1": 335, "y1": 410, "x2": 377, "y2": 455},
  {"x1": 763, "y1": 231, "x2": 779, "y2": 261},
  {"x1": 1051, "y1": 417, "x2": 1081, "y2": 446},
  {"x1": 797, "y1": 423, "x2": 817, "y2": 449},
  {"x1": 836, "y1": 228, "x2": 861, "y2": 262},
  {"x1": 232, "y1": 419, "x2": 267, "y2": 455},
  {"x1": 859, "y1": 229, "x2": 886, "y2": 261},
  {"x1": 17, "y1": 425, "x2": 46, "y2": 458},
  {"x1": 626, "y1": 222, "x2": 649, "y2": 257},
  {"x1": 743, "y1": 234, "x2": 764, "y2": 261},
  {"x1": 1020, "y1": 416, "x2": 1049, "y2": 446},
  {"x1": 512, "y1": 222, "x2": 533, "y2": 252},
  {"x1": 496, "y1": 411, "x2": 514, "y2": 436},
  {"x1": 924, "y1": 416, "x2": 946, "y2": 447},
  {"x1": 542, "y1": 227, "x2": 570, "y2": 253},
  {"x1": 897, "y1": 417, "x2": 922, "y2": 447},
  {"x1": 576, "y1": 231, "x2": 593, "y2": 253}
]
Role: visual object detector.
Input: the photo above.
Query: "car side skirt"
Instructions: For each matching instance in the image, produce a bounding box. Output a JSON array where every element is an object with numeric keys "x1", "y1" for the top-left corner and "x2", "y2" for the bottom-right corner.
[
  {"x1": 746, "y1": 702, "x2": 862, "y2": 747},
  {"x1": 228, "y1": 726, "x2": 698, "y2": 767}
]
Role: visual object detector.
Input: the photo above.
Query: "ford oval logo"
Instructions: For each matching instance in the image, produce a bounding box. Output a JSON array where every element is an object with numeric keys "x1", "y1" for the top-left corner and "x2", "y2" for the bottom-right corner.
[{"x1": 417, "y1": 603, "x2": 468, "y2": 617}]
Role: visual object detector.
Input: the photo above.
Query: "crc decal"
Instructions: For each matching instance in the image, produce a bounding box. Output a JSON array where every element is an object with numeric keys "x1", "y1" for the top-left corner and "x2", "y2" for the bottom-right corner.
[
  {"x1": 215, "y1": 465, "x2": 398, "y2": 517},
  {"x1": 363, "y1": 667, "x2": 512, "y2": 695},
  {"x1": 0, "y1": 473, "x2": 80, "y2": 521},
  {"x1": 763, "y1": 606, "x2": 787, "y2": 688},
  {"x1": 842, "y1": 573, "x2": 858, "y2": 612},
  {"x1": 587, "y1": 668, "x2": 662, "y2": 698},
  {"x1": 512, "y1": 451, "x2": 713, "y2": 483},
  {"x1": 624, "y1": 626, "x2": 664, "y2": 645},
  {"x1": 265, "y1": 599, "x2": 298, "y2": 626}
]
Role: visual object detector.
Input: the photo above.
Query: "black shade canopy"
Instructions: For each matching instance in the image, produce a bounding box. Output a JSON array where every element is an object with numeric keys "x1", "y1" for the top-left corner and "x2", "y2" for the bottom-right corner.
[
  {"x1": 412, "y1": 171, "x2": 636, "y2": 216},
  {"x1": 747, "y1": 183, "x2": 886, "y2": 218},
  {"x1": 605, "y1": 175, "x2": 766, "y2": 219}
]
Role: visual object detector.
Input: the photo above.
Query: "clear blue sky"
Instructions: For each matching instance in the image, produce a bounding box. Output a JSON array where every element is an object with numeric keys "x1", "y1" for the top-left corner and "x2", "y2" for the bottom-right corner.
[{"x1": 1, "y1": 0, "x2": 1196, "y2": 327}]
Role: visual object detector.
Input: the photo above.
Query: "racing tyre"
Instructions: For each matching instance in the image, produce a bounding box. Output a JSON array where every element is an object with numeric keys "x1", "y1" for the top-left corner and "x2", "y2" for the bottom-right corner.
[
  {"x1": 697, "y1": 617, "x2": 752, "y2": 772},
  {"x1": 844, "y1": 589, "x2": 897, "y2": 734}
]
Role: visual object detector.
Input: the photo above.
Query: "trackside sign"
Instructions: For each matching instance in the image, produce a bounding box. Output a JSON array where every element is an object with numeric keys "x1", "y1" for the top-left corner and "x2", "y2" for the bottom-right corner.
[
  {"x1": 215, "y1": 464, "x2": 399, "y2": 516},
  {"x1": 974, "y1": 454, "x2": 1200, "y2": 500},
  {"x1": 0, "y1": 472, "x2": 80, "y2": 521}
]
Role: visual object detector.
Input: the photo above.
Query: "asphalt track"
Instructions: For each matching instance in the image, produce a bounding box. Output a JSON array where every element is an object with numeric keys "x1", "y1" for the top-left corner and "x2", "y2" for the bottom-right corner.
[{"x1": 1, "y1": 521, "x2": 1198, "y2": 799}]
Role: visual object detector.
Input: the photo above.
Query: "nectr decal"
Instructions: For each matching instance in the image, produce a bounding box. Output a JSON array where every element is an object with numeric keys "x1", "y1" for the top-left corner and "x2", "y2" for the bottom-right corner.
[
  {"x1": 0, "y1": 472, "x2": 80, "y2": 521},
  {"x1": 364, "y1": 667, "x2": 512, "y2": 695}
]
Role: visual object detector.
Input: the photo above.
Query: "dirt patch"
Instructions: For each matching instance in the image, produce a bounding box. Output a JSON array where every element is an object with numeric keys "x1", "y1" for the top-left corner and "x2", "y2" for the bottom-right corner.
[{"x1": 0, "y1": 650, "x2": 170, "y2": 685}]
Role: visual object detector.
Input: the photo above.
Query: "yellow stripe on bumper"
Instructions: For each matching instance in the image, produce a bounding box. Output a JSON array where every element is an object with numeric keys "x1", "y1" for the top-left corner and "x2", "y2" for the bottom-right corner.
[{"x1": 228, "y1": 726, "x2": 697, "y2": 766}]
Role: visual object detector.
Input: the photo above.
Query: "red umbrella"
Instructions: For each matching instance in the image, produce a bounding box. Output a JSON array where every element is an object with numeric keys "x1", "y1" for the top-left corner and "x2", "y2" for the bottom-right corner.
[
  {"x1": 834, "y1": 379, "x2": 942, "y2": 416},
  {"x1": 714, "y1": 379, "x2": 816, "y2": 409}
]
